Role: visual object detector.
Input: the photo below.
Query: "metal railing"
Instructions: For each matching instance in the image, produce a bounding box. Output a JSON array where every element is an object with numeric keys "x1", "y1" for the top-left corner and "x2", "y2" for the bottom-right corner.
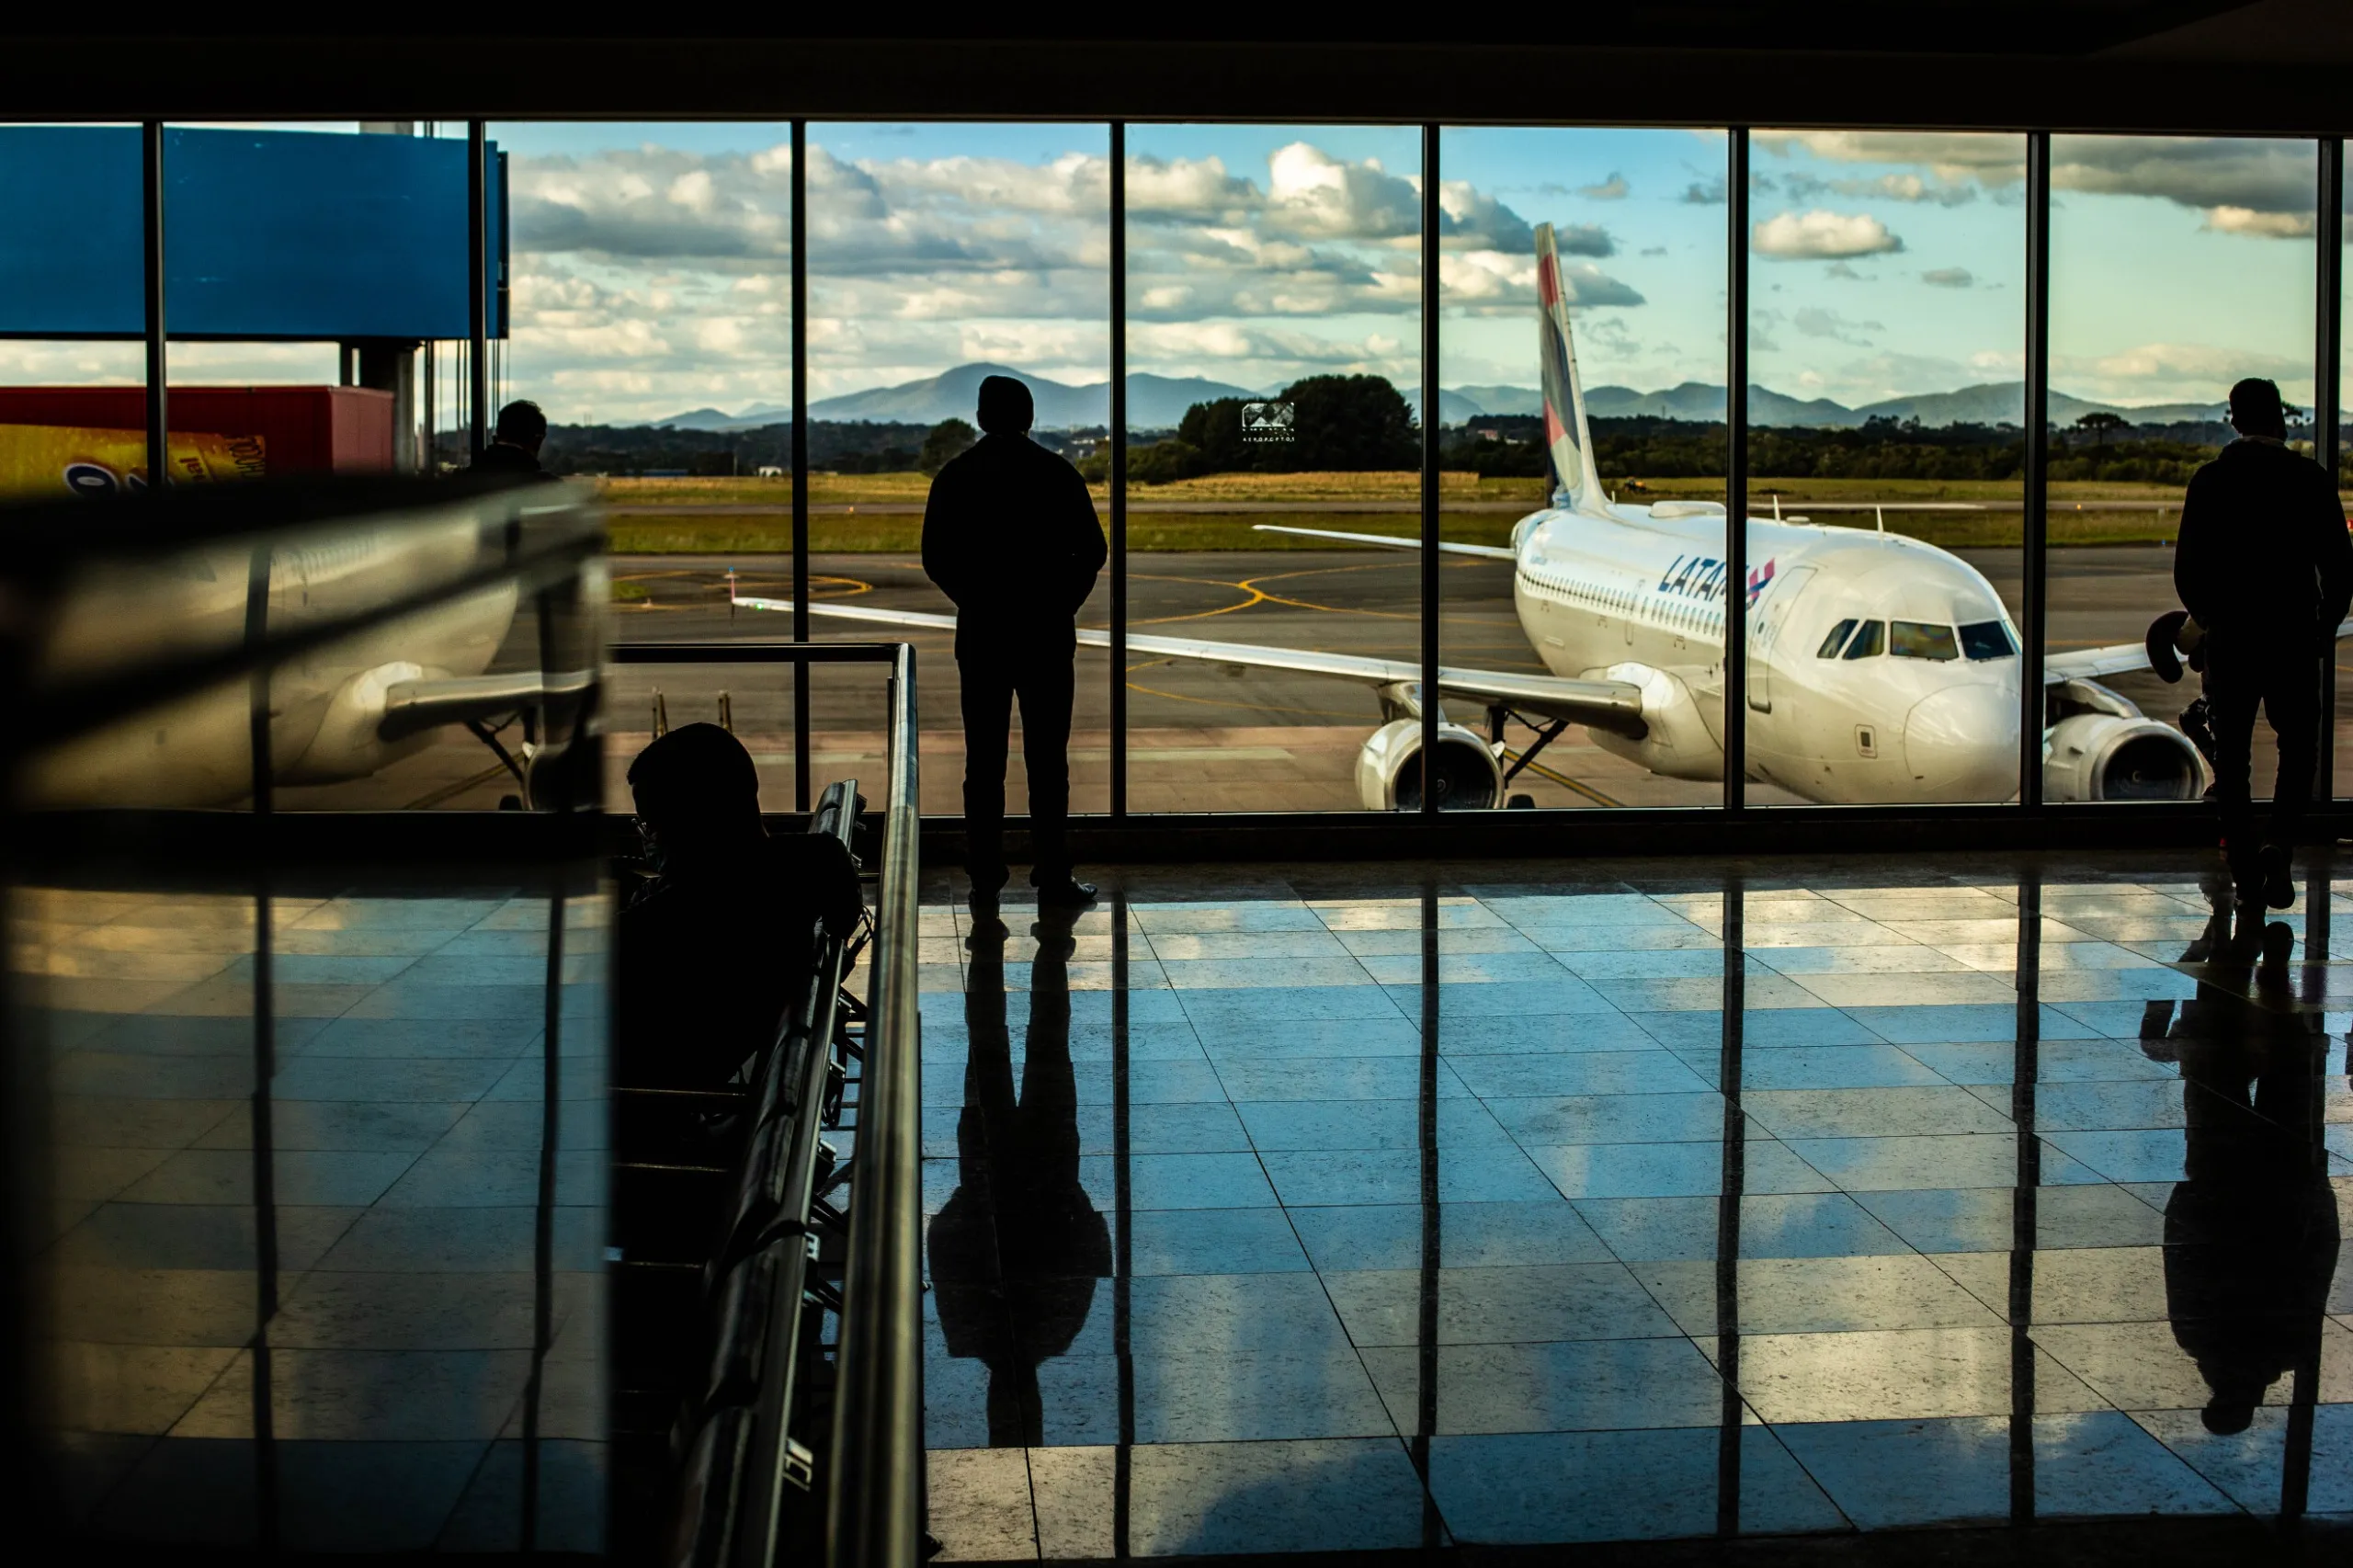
[{"x1": 608, "y1": 641, "x2": 923, "y2": 1568}]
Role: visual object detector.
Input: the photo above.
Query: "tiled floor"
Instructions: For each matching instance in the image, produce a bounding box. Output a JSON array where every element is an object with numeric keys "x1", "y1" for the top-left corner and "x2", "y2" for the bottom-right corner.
[
  {"x1": 19, "y1": 880, "x2": 608, "y2": 1553},
  {"x1": 919, "y1": 854, "x2": 2353, "y2": 1557}
]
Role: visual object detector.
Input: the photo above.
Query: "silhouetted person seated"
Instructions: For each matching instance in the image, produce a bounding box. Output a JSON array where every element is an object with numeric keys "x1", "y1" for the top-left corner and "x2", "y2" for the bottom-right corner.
[
  {"x1": 2148, "y1": 939, "x2": 2336, "y2": 1437},
  {"x1": 922, "y1": 374, "x2": 1107, "y2": 915},
  {"x1": 616, "y1": 723, "x2": 863, "y2": 1092},
  {"x1": 2174, "y1": 377, "x2": 2353, "y2": 910},
  {"x1": 925, "y1": 907, "x2": 1110, "y2": 1444},
  {"x1": 470, "y1": 399, "x2": 557, "y2": 481}
]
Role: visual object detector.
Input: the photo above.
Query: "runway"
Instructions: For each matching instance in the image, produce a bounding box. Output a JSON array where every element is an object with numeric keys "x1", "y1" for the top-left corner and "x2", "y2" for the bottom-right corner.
[{"x1": 285, "y1": 546, "x2": 2349, "y2": 815}]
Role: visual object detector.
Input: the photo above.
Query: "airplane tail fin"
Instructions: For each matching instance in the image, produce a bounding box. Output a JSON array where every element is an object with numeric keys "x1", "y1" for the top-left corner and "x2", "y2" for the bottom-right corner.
[{"x1": 1535, "y1": 222, "x2": 1608, "y2": 517}]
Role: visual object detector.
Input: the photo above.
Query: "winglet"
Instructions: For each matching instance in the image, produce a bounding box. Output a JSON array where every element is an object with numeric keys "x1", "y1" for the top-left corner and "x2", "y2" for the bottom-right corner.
[{"x1": 1535, "y1": 222, "x2": 1609, "y2": 517}]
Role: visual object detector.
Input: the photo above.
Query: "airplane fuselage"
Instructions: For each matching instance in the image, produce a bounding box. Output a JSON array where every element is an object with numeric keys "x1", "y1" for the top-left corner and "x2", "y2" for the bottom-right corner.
[{"x1": 1511, "y1": 503, "x2": 2023, "y2": 804}]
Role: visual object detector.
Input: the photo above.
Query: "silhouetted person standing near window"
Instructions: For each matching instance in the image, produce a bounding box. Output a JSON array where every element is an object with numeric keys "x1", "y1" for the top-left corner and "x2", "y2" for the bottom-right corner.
[
  {"x1": 470, "y1": 399, "x2": 557, "y2": 481},
  {"x1": 923, "y1": 374, "x2": 1107, "y2": 913},
  {"x1": 2175, "y1": 377, "x2": 2352, "y2": 910}
]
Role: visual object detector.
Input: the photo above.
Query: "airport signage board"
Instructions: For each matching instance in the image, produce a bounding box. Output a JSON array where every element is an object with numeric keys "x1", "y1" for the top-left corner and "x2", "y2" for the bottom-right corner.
[{"x1": 0, "y1": 126, "x2": 506, "y2": 341}]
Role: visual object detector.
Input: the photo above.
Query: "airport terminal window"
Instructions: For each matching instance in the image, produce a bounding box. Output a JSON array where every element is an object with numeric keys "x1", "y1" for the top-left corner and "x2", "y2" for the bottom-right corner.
[
  {"x1": 1438, "y1": 125, "x2": 1729, "y2": 811},
  {"x1": 484, "y1": 120, "x2": 803, "y2": 808},
  {"x1": 1123, "y1": 124, "x2": 1422, "y2": 813},
  {"x1": 2047, "y1": 133, "x2": 2317, "y2": 807},
  {"x1": 1, "y1": 124, "x2": 150, "y2": 506},
  {"x1": 1742, "y1": 130, "x2": 2027, "y2": 806},
  {"x1": 806, "y1": 121, "x2": 1112, "y2": 819}
]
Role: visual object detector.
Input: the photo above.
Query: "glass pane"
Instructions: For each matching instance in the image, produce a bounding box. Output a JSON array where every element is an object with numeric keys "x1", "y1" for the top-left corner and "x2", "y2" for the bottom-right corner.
[
  {"x1": 0, "y1": 123, "x2": 148, "y2": 502},
  {"x1": 487, "y1": 120, "x2": 803, "y2": 807},
  {"x1": 806, "y1": 121, "x2": 1113, "y2": 831},
  {"x1": 1124, "y1": 126, "x2": 1423, "y2": 812},
  {"x1": 1439, "y1": 127, "x2": 1729, "y2": 810},
  {"x1": 1744, "y1": 131, "x2": 2027, "y2": 805},
  {"x1": 2048, "y1": 135, "x2": 2316, "y2": 806}
]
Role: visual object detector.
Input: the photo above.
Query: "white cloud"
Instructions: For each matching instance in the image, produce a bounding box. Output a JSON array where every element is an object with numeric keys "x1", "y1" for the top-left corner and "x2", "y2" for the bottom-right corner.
[
  {"x1": 1921, "y1": 267, "x2": 1975, "y2": 288},
  {"x1": 2202, "y1": 205, "x2": 2314, "y2": 238},
  {"x1": 493, "y1": 135, "x2": 1569, "y2": 420},
  {"x1": 1578, "y1": 173, "x2": 1630, "y2": 201},
  {"x1": 1761, "y1": 130, "x2": 2319, "y2": 237},
  {"x1": 2053, "y1": 339, "x2": 2310, "y2": 403},
  {"x1": 1752, "y1": 210, "x2": 1904, "y2": 260}
]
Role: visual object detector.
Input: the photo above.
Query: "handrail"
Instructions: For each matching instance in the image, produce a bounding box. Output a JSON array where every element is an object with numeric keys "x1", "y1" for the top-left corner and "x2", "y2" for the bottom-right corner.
[
  {"x1": 610, "y1": 639, "x2": 921, "y2": 1568},
  {"x1": 826, "y1": 645, "x2": 923, "y2": 1568}
]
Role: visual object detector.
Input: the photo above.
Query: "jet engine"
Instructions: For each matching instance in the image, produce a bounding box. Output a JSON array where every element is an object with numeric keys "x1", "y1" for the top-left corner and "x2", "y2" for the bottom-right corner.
[
  {"x1": 1355, "y1": 717, "x2": 1506, "y2": 811},
  {"x1": 2042, "y1": 712, "x2": 2206, "y2": 801}
]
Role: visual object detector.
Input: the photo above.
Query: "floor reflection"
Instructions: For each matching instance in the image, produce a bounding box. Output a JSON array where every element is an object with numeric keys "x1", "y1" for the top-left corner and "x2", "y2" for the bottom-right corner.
[
  {"x1": 2146, "y1": 903, "x2": 2337, "y2": 1443},
  {"x1": 919, "y1": 858, "x2": 2353, "y2": 1559},
  {"x1": 928, "y1": 909, "x2": 1110, "y2": 1447}
]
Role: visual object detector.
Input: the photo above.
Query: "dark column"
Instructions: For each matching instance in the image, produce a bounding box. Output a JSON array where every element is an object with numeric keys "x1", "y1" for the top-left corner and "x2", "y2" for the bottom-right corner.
[
  {"x1": 791, "y1": 121, "x2": 812, "y2": 812},
  {"x1": 1723, "y1": 130, "x2": 1749, "y2": 812},
  {"x1": 467, "y1": 120, "x2": 489, "y2": 462},
  {"x1": 353, "y1": 338, "x2": 422, "y2": 472},
  {"x1": 1419, "y1": 123, "x2": 1441, "y2": 819},
  {"x1": 2008, "y1": 869, "x2": 2042, "y2": 1522},
  {"x1": 1109, "y1": 123, "x2": 1129, "y2": 821},
  {"x1": 2020, "y1": 133, "x2": 2052, "y2": 809},
  {"x1": 142, "y1": 121, "x2": 166, "y2": 488},
  {"x1": 1714, "y1": 877, "x2": 1745, "y2": 1533},
  {"x1": 2313, "y1": 138, "x2": 2341, "y2": 806}
]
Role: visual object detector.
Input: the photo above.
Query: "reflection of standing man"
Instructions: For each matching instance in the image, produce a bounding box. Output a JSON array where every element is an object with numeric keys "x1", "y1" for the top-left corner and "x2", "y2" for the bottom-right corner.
[
  {"x1": 924, "y1": 910, "x2": 1111, "y2": 1444},
  {"x1": 2143, "y1": 903, "x2": 2337, "y2": 1438},
  {"x1": 923, "y1": 375, "x2": 1106, "y2": 914},
  {"x1": 2173, "y1": 377, "x2": 2353, "y2": 910}
]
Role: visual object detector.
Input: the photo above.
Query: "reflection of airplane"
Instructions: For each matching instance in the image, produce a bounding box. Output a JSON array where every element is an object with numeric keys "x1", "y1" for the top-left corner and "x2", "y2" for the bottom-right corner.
[
  {"x1": 29, "y1": 492, "x2": 585, "y2": 807},
  {"x1": 749, "y1": 225, "x2": 2219, "y2": 810}
]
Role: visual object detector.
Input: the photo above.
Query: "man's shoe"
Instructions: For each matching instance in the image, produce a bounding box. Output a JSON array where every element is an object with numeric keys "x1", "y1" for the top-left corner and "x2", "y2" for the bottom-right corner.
[
  {"x1": 1033, "y1": 877, "x2": 1097, "y2": 909},
  {"x1": 2261, "y1": 846, "x2": 2295, "y2": 911}
]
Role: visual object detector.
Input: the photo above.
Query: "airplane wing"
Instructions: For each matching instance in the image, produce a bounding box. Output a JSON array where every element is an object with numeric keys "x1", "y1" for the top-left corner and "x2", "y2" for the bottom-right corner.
[
  {"x1": 1250, "y1": 524, "x2": 1518, "y2": 561},
  {"x1": 737, "y1": 595, "x2": 1648, "y2": 737},
  {"x1": 380, "y1": 669, "x2": 594, "y2": 740},
  {"x1": 2044, "y1": 617, "x2": 2353, "y2": 687}
]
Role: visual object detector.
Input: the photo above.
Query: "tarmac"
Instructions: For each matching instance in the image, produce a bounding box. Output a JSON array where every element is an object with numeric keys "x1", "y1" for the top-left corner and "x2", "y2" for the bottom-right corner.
[{"x1": 278, "y1": 545, "x2": 2348, "y2": 814}]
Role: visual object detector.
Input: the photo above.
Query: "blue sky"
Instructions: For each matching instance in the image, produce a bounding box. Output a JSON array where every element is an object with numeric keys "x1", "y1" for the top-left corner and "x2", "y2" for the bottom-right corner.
[{"x1": 4, "y1": 122, "x2": 2328, "y2": 421}]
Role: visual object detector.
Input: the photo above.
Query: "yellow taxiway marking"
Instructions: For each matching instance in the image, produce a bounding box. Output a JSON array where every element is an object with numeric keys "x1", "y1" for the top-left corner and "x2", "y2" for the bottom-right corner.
[{"x1": 1501, "y1": 748, "x2": 1623, "y2": 808}]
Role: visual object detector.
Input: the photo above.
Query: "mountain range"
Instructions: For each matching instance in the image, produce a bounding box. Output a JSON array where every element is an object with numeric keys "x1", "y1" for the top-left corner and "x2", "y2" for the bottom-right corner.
[{"x1": 650, "y1": 362, "x2": 2225, "y2": 434}]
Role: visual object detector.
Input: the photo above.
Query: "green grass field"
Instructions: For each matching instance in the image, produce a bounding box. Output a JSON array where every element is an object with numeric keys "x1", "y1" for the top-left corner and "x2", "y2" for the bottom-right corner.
[{"x1": 603, "y1": 470, "x2": 2223, "y2": 556}]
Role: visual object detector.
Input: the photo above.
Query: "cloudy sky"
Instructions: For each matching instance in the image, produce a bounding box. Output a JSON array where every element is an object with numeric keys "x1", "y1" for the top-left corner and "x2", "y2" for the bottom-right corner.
[{"x1": 5, "y1": 122, "x2": 2331, "y2": 420}]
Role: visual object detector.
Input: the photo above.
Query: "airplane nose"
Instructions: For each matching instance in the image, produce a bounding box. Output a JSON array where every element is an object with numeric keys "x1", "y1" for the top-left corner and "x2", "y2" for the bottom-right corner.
[{"x1": 1903, "y1": 682, "x2": 2020, "y2": 801}]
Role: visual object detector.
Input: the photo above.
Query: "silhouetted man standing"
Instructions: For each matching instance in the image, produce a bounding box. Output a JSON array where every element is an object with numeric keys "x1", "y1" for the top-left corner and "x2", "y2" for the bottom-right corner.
[
  {"x1": 923, "y1": 375, "x2": 1106, "y2": 913},
  {"x1": 2175, "y1": 377, "x2": 2352, "y2": 910}
]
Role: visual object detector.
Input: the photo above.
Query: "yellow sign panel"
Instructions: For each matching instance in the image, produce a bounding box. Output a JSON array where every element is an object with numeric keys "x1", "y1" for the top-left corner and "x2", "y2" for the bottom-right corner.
[{"x1": 0, "y1": 423, "x2": 267, "y2": 498}]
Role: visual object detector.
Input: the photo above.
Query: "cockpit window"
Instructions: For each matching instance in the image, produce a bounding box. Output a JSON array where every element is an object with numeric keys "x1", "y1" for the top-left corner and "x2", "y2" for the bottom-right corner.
[
  {"x1": 1960, "y1": 619, "x2": 2018, "y2": 660},
  {"x1": 1816, "y1": 619, "x2": 1858, "y2": 658},
  {"x1": 1891, "y1": 621, "x2": 1960, "y2": 661},
  {"x1": 1842, "y1": 620, "x2": 1885, "y2": 659}
]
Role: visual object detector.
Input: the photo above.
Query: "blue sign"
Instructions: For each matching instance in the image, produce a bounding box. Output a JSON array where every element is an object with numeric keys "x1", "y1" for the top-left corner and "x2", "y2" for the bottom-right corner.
[{"x1": 0, "y1": 126, "x2": 506, "y2": 341}]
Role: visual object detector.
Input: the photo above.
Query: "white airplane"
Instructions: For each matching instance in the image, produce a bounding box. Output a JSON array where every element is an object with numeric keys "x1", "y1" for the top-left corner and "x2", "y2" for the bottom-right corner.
[
  {"x1": 751, "y1": 224, "x2": 2220, "y2": 810},
  {"x1": 29, "y1": 486, "x2": 592, "y2": 808}
]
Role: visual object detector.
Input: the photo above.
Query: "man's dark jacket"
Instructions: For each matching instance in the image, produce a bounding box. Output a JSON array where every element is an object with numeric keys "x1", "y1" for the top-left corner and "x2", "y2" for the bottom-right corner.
[
  {"x1": 2174, "y1": 438, "x2": 2353, "y2": 643},
  {"x1": 921, "y1": 434, "x2": 1106, "y2": 658},
  {"x1": 469, "y1": 442, "x2": 556, "y2": 482}
]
